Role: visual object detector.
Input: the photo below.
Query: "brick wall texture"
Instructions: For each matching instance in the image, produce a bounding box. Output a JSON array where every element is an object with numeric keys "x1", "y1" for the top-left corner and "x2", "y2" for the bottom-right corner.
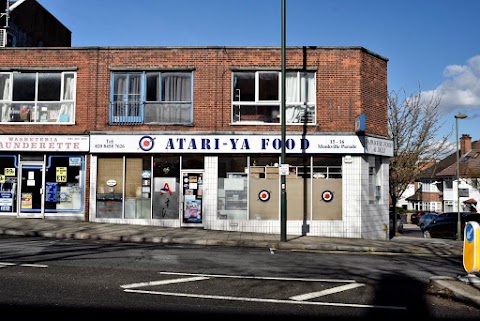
[{"x1": 0, "y1": 46, "x2": 388, "y2": 137}]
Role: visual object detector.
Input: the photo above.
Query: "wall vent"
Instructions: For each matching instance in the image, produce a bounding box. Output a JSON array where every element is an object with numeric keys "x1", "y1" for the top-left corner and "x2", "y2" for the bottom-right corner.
[{"x1": 0, "y1": 29, "x2": 6, "y2": 47}]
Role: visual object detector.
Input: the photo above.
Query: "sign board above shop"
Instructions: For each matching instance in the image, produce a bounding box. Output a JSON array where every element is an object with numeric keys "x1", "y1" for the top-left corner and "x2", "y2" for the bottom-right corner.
[
  {"x1": 0, "y1": 135, "x2": 90, "y2": 152},
  {"x1": 90, "y1": 134, "x2": 393, "y2": 156}
]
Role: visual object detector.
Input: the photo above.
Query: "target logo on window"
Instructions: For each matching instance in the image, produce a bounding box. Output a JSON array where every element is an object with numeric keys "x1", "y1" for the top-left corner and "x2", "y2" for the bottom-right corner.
[
  {"x1": 258, "y1": 190, "x2": 271, "y2": 202},
  {"x1": 321, "y1": 190, "x2": 334, "y2": 202},
  {"x1": 139, "y1": 135, "x2": 155, "y2": 151}
]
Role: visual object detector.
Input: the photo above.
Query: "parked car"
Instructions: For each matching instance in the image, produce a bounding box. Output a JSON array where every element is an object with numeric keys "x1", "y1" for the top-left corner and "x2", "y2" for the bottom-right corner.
[
  {"x1": 421, "y1": 212, "x2": 480, "y2": 240},
  {"x1": 410, "y1": 211, "x2": 429, "y2": 225},
  {"x1": 417, "y1": 212, "x2": 439, "y2": 229}
]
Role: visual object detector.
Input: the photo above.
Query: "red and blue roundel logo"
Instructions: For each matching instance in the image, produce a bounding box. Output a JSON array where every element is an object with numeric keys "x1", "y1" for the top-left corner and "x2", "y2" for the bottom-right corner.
[
  {"x1": 322, "y1": 190, "x2": 334, "y2": 202},
  {"x1": 139, "y1": 135, "x2": 155, "y2": 151},
  {"x1": 258, "y1": 190, "x2": 271, "y2": 202}
]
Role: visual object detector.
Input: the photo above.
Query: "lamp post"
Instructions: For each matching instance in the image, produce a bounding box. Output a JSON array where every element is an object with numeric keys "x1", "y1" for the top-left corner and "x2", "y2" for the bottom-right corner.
[
  {"x1": 455, "y1": 113, "x2": 467, "y2": 241},
  {"x1": 280, "y1": 0, "x2": 287, "y2": 242}
]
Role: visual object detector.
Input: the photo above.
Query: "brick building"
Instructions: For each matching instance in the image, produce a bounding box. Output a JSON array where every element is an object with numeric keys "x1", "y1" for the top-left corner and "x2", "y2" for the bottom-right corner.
[
  {"x1": 0, "y1": 46, "x2": 393, "y2": 240},
  {"x1": 1, "y1": 0, "x2": 71, "y2": 47}
]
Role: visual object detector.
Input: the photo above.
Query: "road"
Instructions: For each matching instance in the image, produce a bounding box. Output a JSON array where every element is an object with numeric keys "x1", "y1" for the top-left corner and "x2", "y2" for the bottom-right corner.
[{"x1": 0, "y1": 234, "x2": 479, "y2": 321}]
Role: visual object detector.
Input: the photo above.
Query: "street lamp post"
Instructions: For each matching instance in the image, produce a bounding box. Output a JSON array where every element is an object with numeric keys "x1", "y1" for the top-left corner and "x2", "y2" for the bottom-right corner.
[
  {"x1": 280, "y1": 0, "x2": 287, "y2": 242},
  {"x1": 455, "y1": 113, "x2": 468, "y2": 241}
]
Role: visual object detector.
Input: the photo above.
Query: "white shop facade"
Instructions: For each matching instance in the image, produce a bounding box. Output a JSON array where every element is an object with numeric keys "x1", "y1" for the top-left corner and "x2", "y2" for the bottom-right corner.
[{"x1": 89, "y1": 133, "x2": 393, "y2": 240}]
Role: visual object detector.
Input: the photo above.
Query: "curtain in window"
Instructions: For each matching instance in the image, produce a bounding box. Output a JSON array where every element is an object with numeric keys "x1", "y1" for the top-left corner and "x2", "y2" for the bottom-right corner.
[
  {"x1": 128, "y1": 75, "x2": 141, "y2": 116},
  {"x1": 58, "y1": 74, "x2": 74, "y2": 122},
  {"x1": 285, "y1": 73, "x2": 315, "y2": 123},
  {"x1": 0, "y1": 74, "x2": 11, "y2": 122},
  {"x1": 113, "y1": 75, "x2": 126, "y2": 117},
  {"x1": 285, "y1": 73, "x2": 302, "y2": 122},
  {"x1": 301, "y1": 73, "x2": 315, "y2": 103},
  {"x1": 163, "y1": 75, "x2": 191, "y2": 101}
]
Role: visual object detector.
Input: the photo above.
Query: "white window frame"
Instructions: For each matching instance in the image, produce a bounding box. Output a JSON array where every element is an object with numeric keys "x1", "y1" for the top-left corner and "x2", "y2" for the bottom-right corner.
[
  {"x1": 232, "y1": 70, "x2": 316, "y2": 125},
  {"x1": 0, "y1": 71, "x2": 76, "y2": 124}
]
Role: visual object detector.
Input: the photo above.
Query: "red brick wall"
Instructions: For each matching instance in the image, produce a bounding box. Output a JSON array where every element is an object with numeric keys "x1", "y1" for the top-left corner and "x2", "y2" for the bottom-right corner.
[{"x1": 0, "y1": 46, "x2": 388, "y2": 137}]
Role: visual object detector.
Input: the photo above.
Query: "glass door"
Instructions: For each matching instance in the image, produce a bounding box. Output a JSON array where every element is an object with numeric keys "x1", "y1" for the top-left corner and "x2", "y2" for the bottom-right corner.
[
  {"x1": 18, "y1": 161, "x2": 45, "y2": 218},
  {"x1": 181, "y1": 170, "x2": 204, "y2": 226}
]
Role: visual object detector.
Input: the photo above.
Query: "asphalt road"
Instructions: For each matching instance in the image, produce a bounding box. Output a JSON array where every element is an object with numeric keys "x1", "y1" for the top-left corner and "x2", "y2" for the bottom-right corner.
[{"x1": 0, "y1": 235, "x2": 479, "y2": 321}]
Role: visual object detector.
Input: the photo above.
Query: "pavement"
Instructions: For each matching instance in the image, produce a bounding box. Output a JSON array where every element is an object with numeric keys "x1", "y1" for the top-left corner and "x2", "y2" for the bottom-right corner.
[{"x1": 0, "y1": 217, "x2": 479, "y2": 308}]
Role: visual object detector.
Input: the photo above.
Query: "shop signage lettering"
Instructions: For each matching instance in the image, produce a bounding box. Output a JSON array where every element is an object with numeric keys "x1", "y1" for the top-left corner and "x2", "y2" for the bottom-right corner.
[
  {"x1": 90, "y1": 134, "x2": 386, "y2": 155},
  {"x1": 364, "y1": 137, "x2": 394, "y2": 156},
  {"x1": 0, "y1": 135, "x2": 89, "y2": 151}
]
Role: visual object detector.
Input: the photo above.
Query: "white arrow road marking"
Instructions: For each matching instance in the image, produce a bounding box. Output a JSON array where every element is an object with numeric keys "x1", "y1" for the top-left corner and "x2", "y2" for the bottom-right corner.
[
  {"x1": 121, "y1": 276, "x2": 210, "y2": 289},
  {"x1": 289, "y1": 283, "x2": 365, "y2": 301}
]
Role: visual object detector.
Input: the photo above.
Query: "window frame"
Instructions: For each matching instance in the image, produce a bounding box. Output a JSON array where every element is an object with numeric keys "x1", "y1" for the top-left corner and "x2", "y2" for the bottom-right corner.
[
  {"x1": 0, "y1": 71, "x2": 76, "y2": 124},
  {"x1": 110, "y1": 70, "x2": 193, "y2": 125},
  {"x1": 231, "y1": 70, "x2": 316, "y2": 125}
]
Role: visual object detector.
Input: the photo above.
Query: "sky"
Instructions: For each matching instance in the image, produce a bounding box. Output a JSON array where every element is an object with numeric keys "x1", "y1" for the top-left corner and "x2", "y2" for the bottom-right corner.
[{"x1": 36, "y1": 0, "x2": 479, "y2": 145}]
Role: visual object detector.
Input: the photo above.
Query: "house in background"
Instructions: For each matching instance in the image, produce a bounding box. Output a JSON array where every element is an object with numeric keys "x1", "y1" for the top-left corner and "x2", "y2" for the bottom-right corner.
[
  {"x1": 404, "y1": 134, "x2": 480, "y2": 213},
  {"x1": 436, "y1": 134, "x2": 480, "y2": 213},
  {"x1": 0, "y1": 0, "x2": 71, "y2": 47}
]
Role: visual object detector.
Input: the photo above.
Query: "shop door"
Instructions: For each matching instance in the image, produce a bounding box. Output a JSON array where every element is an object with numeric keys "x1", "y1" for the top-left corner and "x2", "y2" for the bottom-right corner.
[
  {"x1": 18, "y1": 161, "x2": 45, "y2": 218},
  {"x1": 181, "y1": 170, "x2": 204, "y2": 226}
]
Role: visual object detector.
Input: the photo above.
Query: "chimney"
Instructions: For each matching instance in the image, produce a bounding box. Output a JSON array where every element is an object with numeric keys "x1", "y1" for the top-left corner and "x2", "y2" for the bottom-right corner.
[{"x1": 460, "y1": 134, "x2": 472, "y2": 155}]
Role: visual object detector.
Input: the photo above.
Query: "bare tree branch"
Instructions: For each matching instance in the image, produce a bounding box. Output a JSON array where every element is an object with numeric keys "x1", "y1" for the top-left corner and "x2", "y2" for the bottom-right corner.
[{"x1": 388, "y1": 87, "x2": 452, "y2": 207}]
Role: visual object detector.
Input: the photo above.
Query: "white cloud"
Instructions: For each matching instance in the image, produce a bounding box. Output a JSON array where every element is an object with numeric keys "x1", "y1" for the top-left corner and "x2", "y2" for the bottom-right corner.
[{"x1": 423, "y1": 55, "x2": 480, "y2": 116}]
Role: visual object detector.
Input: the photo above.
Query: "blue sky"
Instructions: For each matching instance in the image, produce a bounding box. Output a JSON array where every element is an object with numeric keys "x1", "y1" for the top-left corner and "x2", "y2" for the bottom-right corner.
[{"x1": 37, "y1": 0, "x2": 479, "y2": 144}]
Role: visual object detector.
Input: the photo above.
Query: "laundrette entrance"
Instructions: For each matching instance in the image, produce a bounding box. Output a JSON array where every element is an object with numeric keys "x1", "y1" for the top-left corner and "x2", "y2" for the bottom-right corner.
[{"x1": 18, "y1": 160, "x2": 45, "y2": 218}]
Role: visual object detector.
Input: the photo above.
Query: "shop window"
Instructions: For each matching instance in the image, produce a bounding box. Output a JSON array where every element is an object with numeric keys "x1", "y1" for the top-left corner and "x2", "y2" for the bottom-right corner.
[
  {"x1": 110, "y1": 71, "x2": 193, "y2": 125},
  {"x1": 124, "y1": 156, "x2": 151, "y2": 219},
  {"x1": 182, "y1": 155, "x2": 204, "y2": 169},
  {"x1": 152, "y1": 156, "x2": 180, "y2": 220},
  {"x1": 312, "y1": 155, "x2": 342, "y2": 179},
  {"x1": 96, "y1": 157, "x2": 123, "y2": 219},
  {"x1": 44, "y1": 155, "x2": 84, "y2": 212},
  {"x1": 248, "y1": 156, "x2": 280, "y2": 220},
  {"x1": 0, "y1": 155, "x2": 18, "y2": 213},
  {"x1": 369, "y1": 156, "x2": 382, "y2": 204},
  {"x1": 0, "y1": 71, "x2": 76, "y2": 124},
  {"x1": 232, "y1": 71, "x2": 316, "y2": 124},
  {"x1": 217, "y1": 156, "x2": 248, "y2": 220}
]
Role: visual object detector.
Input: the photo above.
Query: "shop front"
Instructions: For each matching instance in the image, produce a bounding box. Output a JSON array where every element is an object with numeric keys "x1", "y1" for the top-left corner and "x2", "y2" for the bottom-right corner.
[
  {"x1": 89, "y1": 133, "x2": 395, "y2": 239},
  {"x1": 0, "y1": 135, "x2": 89, "y2": 219}
]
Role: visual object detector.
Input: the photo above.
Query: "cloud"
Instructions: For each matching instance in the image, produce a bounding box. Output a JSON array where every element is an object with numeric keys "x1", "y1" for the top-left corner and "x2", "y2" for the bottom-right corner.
[{"x1": 423, "y1": 55, "x2": 480, "y2": 117}]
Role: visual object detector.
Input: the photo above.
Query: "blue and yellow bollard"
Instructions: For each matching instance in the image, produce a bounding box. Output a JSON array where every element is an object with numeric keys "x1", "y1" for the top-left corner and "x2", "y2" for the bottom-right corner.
[{"x1": 463, "y1": 221, "x2": 480, "y2": 274}]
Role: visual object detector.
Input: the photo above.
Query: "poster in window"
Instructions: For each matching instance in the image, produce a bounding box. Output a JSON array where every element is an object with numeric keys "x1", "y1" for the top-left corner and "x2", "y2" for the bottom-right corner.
[
  {"x1": 184, "y1": 199, "x2": 201, "y2": 223},
  {"x1": 45, "y1": 182, "x2": 59, "y2": 202},
  {"x1": 21, "y1": 193, "x2": 32, "y2": 209},
  {"x1": 0, "y1": 192, "x2": 13, "y2": 212}
]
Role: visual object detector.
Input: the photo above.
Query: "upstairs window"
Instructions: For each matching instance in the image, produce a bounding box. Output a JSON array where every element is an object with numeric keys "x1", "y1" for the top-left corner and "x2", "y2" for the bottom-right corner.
[
  {"x1": 0, "y1": 71, "x2": 76, "y2": 124},
  {"x1": 232, "y1": 71, "x2": 316, "y2": 124},
  {"x1": 110, "y1": 71, "x2": 193, "y2": 125}
]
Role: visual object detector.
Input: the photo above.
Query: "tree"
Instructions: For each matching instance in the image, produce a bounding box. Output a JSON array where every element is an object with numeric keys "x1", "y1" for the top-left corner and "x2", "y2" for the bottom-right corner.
[{"x1": 388, "y1": 88, "x2": 452, "y2": 237}]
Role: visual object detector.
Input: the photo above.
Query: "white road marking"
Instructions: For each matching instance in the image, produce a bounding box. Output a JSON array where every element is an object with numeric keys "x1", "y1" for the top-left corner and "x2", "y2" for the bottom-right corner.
[
  {"x1": 19, "y1": 264, "x2": 48, "y2": 268},
  {"x1": 158, "y1": 271, "x2": 356, "y2": 283},
  {"x1": 290, "y1": 283, "x2": 365, "y2": 301},
  {"x1": 123, "y1": 271, "x2": 405, "y2": 310},
  {"x1": 123, "y1": 289, "x2": 405, "y2": 310},
  {"x1": 121, "y1": 276, "x2": 210, "y2": 289},
  {"x1": 0, "y1": 262, "x2": 48, "y2": 268}
]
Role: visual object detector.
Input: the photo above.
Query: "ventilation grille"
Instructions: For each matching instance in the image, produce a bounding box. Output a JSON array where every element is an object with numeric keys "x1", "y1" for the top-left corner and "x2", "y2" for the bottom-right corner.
[{"x1": 0, "y1": 29, "x2": 6, "y2": 47}]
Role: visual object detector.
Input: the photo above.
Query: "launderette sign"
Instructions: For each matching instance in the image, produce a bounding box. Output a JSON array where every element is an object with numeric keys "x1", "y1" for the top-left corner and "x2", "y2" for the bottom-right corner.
[
  {"x1": 90, "y1": 134, "x2": 365, "y2": 154},
  {"x1": 0, "y1": 135, "x2": 89, "y2": 151}
]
